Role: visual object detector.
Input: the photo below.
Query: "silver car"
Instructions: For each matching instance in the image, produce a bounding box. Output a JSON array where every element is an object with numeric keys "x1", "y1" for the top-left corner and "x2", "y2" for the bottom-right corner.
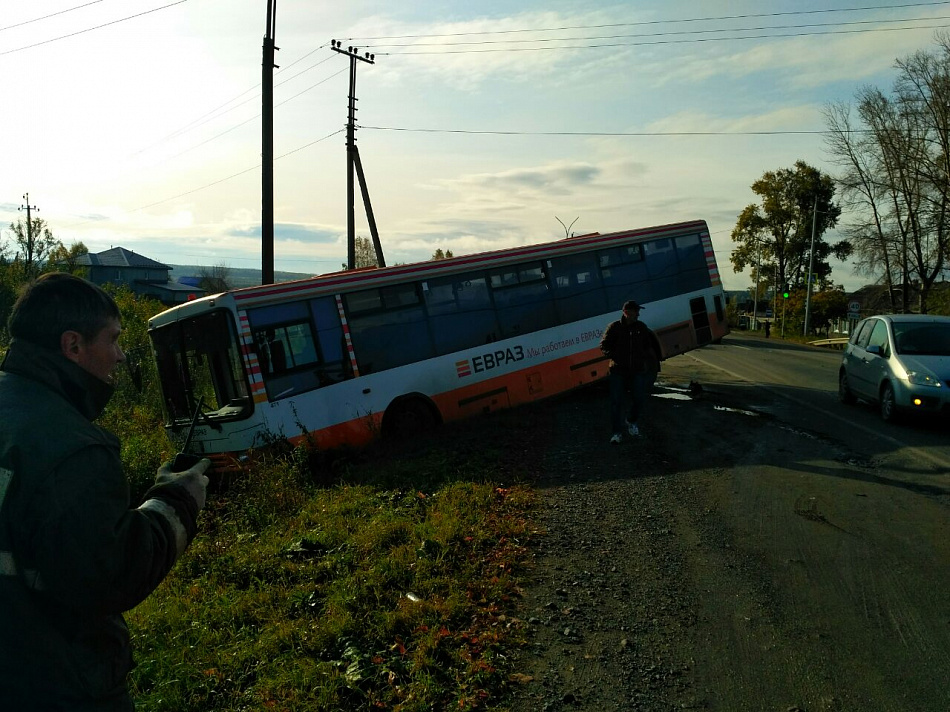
[{"x1": 839, "y1": 314, "x2": 950, "y2": 421}]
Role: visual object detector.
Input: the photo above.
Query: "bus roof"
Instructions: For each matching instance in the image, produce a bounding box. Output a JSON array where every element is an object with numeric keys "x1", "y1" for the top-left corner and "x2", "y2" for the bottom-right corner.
[{"x1": 222, "y1": 219, "x2": 709, "y2": 309}]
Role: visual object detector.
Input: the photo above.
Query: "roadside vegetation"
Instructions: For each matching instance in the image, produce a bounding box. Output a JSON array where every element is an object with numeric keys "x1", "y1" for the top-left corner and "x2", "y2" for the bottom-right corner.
[{"x1": 101, "y1": 291, "x2": 538, "y2": 711}]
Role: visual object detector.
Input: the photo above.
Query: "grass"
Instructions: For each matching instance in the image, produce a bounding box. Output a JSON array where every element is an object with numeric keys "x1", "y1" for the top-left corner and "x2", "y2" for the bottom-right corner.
[{"x1": 126, "y1": 417, "x2": 542, "y2": 711}]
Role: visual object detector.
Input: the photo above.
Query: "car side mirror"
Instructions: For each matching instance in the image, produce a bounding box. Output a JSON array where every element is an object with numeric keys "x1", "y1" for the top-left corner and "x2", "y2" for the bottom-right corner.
[{"x1": 866, "y1": 344, "x2": 883, "y2": 357}]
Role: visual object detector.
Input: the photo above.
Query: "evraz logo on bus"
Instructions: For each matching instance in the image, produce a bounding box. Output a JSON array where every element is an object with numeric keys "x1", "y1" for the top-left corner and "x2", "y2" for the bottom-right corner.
[{"x1": 456, "y1": 345, "x2": 526, "y2": 378}]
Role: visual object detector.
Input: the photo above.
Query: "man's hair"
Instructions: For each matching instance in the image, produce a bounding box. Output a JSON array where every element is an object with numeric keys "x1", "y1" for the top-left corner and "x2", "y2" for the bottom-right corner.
[{"x1": 8, "y1": 273, "x2": 121, "y2": 350}]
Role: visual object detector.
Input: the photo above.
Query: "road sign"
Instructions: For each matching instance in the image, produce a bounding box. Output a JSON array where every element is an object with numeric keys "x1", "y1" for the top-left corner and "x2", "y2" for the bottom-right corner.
[
  {"x1": 848, "y1": 300, "x2": 861, "y2": 312},
  {"x1": 847, "y1": 311, "x2": 860, "y2": 320}
]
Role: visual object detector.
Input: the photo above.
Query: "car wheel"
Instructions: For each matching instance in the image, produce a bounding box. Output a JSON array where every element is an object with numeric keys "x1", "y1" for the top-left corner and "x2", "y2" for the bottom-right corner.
[
  {"x1": 880, "y1": 382, "x2": 899, "y2": 423},
  {"x1": 838, "y1": 370, "x2": 857, "y2": 405}
]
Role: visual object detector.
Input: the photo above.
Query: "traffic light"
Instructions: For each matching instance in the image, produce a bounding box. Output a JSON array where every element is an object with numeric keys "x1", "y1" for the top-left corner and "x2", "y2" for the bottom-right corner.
[{"x1": 782, "y1": 283, "x2": 791, "y2": 299}]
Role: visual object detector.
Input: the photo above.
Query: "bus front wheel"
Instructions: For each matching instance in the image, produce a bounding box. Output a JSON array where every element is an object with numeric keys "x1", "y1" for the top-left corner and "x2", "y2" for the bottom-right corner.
[{"x1": 384, "y1": 397, "x2": 440, "y2": 439}]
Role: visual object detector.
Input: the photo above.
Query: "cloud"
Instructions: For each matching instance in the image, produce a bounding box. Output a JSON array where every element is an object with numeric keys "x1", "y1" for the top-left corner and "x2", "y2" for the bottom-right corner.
[{"x1": 229, "y1": 223, "x2": 338, "y2": 244}]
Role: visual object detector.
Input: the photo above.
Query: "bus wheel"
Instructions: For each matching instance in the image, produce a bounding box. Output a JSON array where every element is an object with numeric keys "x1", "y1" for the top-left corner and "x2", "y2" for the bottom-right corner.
[{"x1": 384, "y1": 398, "x2": 439, "y2": 439}]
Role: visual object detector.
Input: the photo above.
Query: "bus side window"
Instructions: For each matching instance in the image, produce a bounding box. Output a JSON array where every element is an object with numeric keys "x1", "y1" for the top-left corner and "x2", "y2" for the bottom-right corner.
[
  {"x1": 424, "y1": 274, "x2": 498, "y2": 355},
  {"x1": 489, "y1": 262, "x2": 557, "y2": 339},
  {"x1": 549, "y1": 252, "x2": 606, "y2": 322}
]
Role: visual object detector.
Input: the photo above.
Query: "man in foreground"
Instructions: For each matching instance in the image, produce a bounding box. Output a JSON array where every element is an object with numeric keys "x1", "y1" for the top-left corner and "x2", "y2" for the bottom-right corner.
[
  {"x1": 600, "y1": 299, "x2": 662, "y2": 443},
  {"x1": 0, "y1": 273, "x2": 210, "y2": 710}
]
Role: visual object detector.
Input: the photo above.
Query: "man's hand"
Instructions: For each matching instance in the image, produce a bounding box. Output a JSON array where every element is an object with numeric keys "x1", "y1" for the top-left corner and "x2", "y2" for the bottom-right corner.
[{"x1": 155, "y1": 458, "x2": 211, "y2": 510}]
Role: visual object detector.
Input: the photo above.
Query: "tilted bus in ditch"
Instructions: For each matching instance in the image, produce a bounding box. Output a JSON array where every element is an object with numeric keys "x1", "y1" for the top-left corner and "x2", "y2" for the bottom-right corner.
[{"x1": 147, "y1": 220, "x2": 729, "y2": 469}]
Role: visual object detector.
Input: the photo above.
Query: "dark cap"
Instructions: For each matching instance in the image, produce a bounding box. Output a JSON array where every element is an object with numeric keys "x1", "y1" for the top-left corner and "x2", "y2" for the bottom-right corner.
[{"x1": 623, "y1": 300, "x2": 644, "y2": 311}]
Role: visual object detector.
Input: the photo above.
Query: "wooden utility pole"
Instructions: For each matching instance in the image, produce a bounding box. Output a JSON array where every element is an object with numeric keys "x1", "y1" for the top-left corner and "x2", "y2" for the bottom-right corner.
[
  {"x1": 330, "y1": 40, "x2": 385, "y2": 270},
  {"x1": 261, "y1": 0, "x2": 279, "y2": 285},
  {"x1": 18, "y1": 193, "x2": 39, "y2": 274}
]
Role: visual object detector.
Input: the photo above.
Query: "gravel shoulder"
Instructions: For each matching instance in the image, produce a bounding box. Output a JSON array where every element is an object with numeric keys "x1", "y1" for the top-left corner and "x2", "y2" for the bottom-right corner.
[{"x1": 504, "y1": 353, "x2": 950, "y2": 712}]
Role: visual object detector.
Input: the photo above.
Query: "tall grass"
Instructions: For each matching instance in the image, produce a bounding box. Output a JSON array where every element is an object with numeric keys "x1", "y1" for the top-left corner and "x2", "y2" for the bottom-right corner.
[{"x1": 127, "y1": 436, "x2": 536, "y2": 711}]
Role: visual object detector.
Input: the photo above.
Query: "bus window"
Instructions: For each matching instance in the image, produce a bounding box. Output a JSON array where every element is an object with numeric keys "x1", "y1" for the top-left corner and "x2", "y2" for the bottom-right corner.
[
  {"x1": 489, "y1": 262, "x2": 557, "y2": 338},
  {"x1": 347, "y1": 285, "x2": 434, "y2": 373},
  {"x1": 600, "y1": 244, "x2": 649, "y2": 307},
  {"x1": 150, "y1": 309, "x2": 250, "y2": 424},
  {"x1": 310, "y1": 297, "x2": 348, "y2": 384},
  {"x1": 424, "y1": 274, "x2": 499, "y2": 354},
  {"x1": 549, "y1": 252, "x2": 607, "y2": 322},
  {"x1": 247, "y1": 303, "x2": 322, "y2": 400},
  {"x1": 644, "y1": 238, "x2": 678, "y2": 300},
  {"x1": 675, "y1": 234, "x2": 711, "y2": 294}
]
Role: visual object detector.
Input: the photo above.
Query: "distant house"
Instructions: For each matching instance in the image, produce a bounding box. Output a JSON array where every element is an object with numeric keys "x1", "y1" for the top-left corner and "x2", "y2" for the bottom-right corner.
[{"x1": 74, "y1": 247, "x2": 206, "y2": 305}]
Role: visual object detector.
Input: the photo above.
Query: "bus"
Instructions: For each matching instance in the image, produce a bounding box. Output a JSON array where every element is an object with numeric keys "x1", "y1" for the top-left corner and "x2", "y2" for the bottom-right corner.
[{"x1": 147, "y1": 219, "x2": 728, "y2": 469}]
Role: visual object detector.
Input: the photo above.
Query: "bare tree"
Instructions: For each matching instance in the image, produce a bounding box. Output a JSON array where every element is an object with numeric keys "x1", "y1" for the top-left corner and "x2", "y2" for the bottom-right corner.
[
  {"x1": 824, "y1": 34, "x2": 950, "y2": 313},
  {"x1": 198, "y1": 263, "x2": 232, "y2": 293}
]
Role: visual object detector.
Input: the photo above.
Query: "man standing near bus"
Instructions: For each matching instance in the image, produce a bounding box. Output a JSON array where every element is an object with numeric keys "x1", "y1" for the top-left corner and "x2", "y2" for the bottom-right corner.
[
  {"x1": 0, "y1": 273, "x2": 211, "y2": 710},
  {"x1": 600, "y1": 299, "x2": 662, "y2": 443}
]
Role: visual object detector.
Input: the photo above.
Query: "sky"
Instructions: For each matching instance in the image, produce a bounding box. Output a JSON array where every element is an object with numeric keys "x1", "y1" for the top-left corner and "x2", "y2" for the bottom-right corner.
[{"x1": 2, "y1": 1, "x2": 950, "y2": 292}]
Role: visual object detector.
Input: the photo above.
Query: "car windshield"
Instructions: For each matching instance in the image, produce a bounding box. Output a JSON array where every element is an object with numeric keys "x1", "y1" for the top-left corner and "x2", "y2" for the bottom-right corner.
[{"x1": 892, "y1": 322, "x2": 950, "y2": 356}]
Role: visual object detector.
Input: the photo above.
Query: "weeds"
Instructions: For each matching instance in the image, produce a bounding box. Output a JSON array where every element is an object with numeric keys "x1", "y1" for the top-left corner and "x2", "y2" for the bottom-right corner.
[{"x1": 127, "y1": 421, "x2": 537, "y2": 711}]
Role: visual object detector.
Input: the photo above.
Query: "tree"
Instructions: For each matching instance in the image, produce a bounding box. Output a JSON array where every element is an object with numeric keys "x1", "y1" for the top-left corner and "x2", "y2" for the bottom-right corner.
[
  {"x1": 730, "y1": 161, "x2": 846, "y2": 301},
  {"x1": 431, "y1": 248, "x2": 454, "y2": 260},
  {"x1": 45, "y1": 241, "x2": 89, "y2": 276},
  {"x1": 8, "y1": 216, "x2": 61, "y2": 279},
  {"x1": 342, "y1": 235, "x2": 378, "y2": 270},
  {"x1": 197, "y1": 263, "x2": 232, "y2": 293},
  {"x1": 824, "y1": 34, "x2": 950, "y2": 313}
]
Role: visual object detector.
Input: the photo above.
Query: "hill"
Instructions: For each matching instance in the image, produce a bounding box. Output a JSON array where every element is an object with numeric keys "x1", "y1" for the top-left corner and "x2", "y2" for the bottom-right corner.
[{"x1": 167, "y1": 265, "x2": 316, "y2": 289}]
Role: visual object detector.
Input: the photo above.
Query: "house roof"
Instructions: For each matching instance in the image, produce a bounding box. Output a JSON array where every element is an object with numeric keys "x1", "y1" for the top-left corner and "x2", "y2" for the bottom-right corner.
[{"x1": 76, "y1": 247, "x2": 170, "y2": 269}]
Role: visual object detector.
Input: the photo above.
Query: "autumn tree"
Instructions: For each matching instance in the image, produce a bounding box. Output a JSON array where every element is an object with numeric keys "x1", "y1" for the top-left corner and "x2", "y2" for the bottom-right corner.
[
  {"x1": 8, "y1": 216, "x2": 61, "y2": 279},
  {"x1": 824, "y1": 33, "x2": 950, "y2": 313},
  {"x1": 730, "y1": 161, "x2": 847, "y2": 304},
  {"x1": 342, "y1": 235, "x2": 378, "y2": 270},
  {"x1": 45, "y1": 241, "x2": 89, "y2": 276}
]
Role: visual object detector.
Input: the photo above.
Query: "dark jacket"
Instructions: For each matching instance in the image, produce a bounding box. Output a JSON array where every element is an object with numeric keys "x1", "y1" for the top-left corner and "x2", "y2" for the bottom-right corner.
[
  {"x1": 0, "y1": 340, "x2": 201, "y2": 710},
  {"x1": 600, "y1": 316, "x2": 661, "y2": 375}
]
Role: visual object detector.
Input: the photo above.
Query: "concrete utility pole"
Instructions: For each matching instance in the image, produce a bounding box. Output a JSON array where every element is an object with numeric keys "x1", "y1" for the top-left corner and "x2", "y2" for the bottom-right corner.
[
  {"x1": 331, "y1": 40, "x2": 384, "y2": 270},
  {"x1": 261, "y1": 0, "x2": 279, "y2": 285},
  {"x1": 803, "y1": 200, "x2": 818, "y2": 336},
  {"x1": 18, "y1": 193, "x2": 39, "y2": 268}
]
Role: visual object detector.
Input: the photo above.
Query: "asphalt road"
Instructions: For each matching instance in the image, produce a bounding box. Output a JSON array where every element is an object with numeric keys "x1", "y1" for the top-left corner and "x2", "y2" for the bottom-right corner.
[
  {"x1": 509, "y1": 331, "x2": 950, "y2": 712},
  {"x1": 670, "y1": 332, "x2": 950, "y2": 475}
]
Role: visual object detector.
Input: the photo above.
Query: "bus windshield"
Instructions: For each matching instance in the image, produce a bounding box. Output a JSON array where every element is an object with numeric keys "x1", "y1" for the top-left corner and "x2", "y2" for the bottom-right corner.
[{"x1": 149, "y1": 309, "x2": 252, "y2": 424}]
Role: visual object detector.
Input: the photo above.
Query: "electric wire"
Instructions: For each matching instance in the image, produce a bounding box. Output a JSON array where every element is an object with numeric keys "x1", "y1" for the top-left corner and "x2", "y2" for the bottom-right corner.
[
  {"x1": 0, "y1": 0, "x2": 108, "y2": 33},
  {"x1": 361, "y1": 14, "x2": 950, "y2": 49},
  {"x1": 375, "y1": 22, "x2": 950, "y2": 55},
  {"x1": 341, "y1": 1, "x2": 950, "y2": 40},
  {"x1": 132, "y1": 129, "x2": 344, "y2": 211},
  {"x1": 0, "y1": 1, "x2": 190, "y2": 56}
]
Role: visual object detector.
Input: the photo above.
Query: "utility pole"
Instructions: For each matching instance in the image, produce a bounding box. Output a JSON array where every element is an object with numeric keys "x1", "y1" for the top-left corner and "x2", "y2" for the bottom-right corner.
[
  {"x1": 331, "y1": 40, "x2": 384, "y2": 270},
  {"x1": 261, "y1": 0, "x2": 278, "y2": 285},
  {"x1": 18, "y1": 192, "x2": 39, "y2": 275},
  {"x1": 803, "y1": 200, "x2": 818, "y2": 336},
  {"x1": 751, "y1": 238, "x2": 761, "y2": 331}
]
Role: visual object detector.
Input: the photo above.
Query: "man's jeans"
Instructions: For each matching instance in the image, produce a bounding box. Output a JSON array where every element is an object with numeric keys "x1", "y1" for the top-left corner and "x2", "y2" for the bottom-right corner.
[{"x1": 609, "y1": 370, "x2": 653, "y2": 434}]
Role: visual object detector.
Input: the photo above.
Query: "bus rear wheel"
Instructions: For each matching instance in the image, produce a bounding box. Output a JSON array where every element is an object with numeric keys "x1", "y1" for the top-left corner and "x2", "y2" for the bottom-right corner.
[{"x1": 384, "y1": 397, "x2": 439, "y2": 439}]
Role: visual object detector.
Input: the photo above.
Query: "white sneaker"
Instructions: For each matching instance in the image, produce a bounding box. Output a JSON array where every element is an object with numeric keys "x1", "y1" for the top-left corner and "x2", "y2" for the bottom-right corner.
[
  {"x1": 627, "y1": 422, "x2": 639, "y2": 436},
  {"x1": 610, "y1": 433, "x2": 622, "y2": 444}
]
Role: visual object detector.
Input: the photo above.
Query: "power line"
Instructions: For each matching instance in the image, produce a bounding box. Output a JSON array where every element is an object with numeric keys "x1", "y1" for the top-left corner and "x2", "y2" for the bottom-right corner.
[
  {"x1": 375, "y1": 21, "x2": 950, "y2": 55},
  {"x1": 343, "y1": 2, "x2": 950, "y2": 40},
  {"x1": 362, "y1": 14, "x2": 950, "y2": 49},
  {"x1": 0, "y1": 0, "x2": 109, "y2": 33},
  {"x1": 0, "y1": 0, "x2": 189, "y2": 56},
  {"x1": 131, "y1": 129, "x2": 344, "y2": 211},
  {"x1": 360, "y1": 125, "x2": 858, "y2": 137}
]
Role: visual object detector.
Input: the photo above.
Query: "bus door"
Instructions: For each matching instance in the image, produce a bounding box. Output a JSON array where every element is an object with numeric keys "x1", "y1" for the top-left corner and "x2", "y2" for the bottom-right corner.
[{"x1": 690, "y1": 296, "x2": 712, "y2": 345}]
